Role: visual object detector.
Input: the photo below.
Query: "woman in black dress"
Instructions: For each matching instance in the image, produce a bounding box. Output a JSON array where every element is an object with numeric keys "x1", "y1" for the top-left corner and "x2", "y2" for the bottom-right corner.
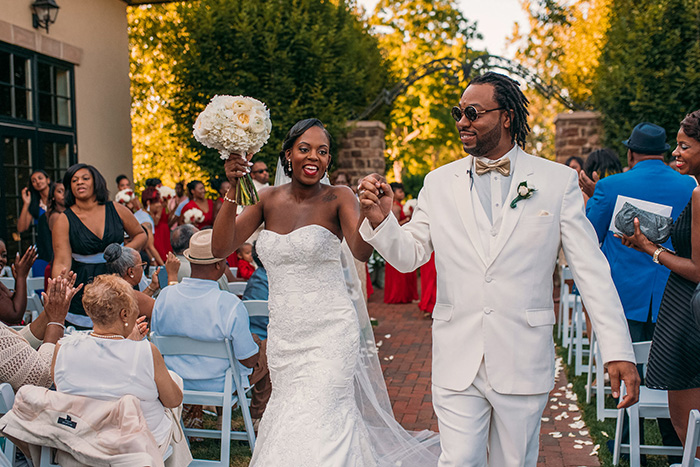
[
  {"x1": 51, "y1": 164, "x2": 146, "y2": 328},
  {"x1": 621, "y1": 109, "x2": 700, "y2": 455}
]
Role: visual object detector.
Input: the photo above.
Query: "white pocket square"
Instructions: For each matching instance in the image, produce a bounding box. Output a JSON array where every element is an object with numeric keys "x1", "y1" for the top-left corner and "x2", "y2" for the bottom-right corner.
[{"x1": 537, "y1": 210, "x2": 551, "y2": 217}]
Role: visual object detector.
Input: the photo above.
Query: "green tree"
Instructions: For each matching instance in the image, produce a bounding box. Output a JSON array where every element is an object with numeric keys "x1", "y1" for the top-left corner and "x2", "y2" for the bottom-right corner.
[
  {"x1": 167, "y1": 0, "x2": 389, "y2": 181},
  {"x1": 369, "y1": 0, "x2": 481, "y2": 181},
  {"x1": 128, "y1": 4, "x2": 207, "y2": 190},
  {"x1": 594, "y1": 0, "x2": 700, "y2": 156}
]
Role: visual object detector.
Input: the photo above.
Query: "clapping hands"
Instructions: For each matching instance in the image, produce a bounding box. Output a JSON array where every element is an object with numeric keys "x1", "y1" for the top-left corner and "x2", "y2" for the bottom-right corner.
[
  {"x1": 128, "y1": 316, "x2": 149, "y2": 341},
  {"x1": 358, "y1": 174, "x2": 394, "y2": 228},
  {"x1": 41, "y1": 272, "x2": 82, "y2": 324},
  {"x1": 12, "y1": 245, "x2": 37, "y2": 280}
]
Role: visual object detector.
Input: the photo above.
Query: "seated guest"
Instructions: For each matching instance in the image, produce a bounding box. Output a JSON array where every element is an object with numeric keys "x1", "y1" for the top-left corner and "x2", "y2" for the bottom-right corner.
[
  {"x1": 236, "y1": 242, "x2": 256, "y2": 280},
  {"x1": 151, "y1": 230, "x2": 271, "y2": 421},
  {"x1": 171, "y1": 224, "x2": 233, "y2": 289},
  {"x1": 0, "y1": 244, "x2": 37, "y2": 325},
  {"x1": 0, "y1": 273, "x2": 79, "y2": 392},
  {"x1": 52, "y1": 274, "x2": 191, "y2": 465},
  {"x1": 103, "y1": 243, "x2": 180, "y2": 318},
  {"x1": 242, "y1": 242, "x2": 269, "y2": 339}
]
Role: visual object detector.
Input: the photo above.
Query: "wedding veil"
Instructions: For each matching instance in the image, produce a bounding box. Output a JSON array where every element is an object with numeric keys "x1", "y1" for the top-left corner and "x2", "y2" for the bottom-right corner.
[{"x1": 274, "y1": 159, "x2": 440, "y2": 465}]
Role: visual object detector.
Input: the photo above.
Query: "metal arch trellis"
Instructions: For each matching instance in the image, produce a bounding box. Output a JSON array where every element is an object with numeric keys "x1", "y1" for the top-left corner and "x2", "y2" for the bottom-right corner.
[{"x1": 350, "y1": 53, "x2": 584, "y2": 122}]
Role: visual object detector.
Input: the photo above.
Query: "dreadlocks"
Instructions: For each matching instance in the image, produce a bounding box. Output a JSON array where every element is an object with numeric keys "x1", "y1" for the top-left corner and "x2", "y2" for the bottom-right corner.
[{"x1": 470, "y1": 72, "x2": 530, "y2": 149}]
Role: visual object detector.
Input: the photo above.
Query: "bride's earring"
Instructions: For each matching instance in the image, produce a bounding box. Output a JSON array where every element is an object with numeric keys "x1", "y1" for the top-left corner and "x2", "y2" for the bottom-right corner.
[{"x1": 287, "y1": 158, "x2": 292, "y2": 173}]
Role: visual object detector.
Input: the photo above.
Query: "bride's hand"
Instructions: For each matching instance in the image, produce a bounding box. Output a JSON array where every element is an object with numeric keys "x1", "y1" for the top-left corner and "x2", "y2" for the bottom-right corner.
[
  {"x1": 358, "y1": 174, "x2": 393, "y2": 228},
  {"x1": 224, "y1": 153, "x2": 253, "y2": 183}
]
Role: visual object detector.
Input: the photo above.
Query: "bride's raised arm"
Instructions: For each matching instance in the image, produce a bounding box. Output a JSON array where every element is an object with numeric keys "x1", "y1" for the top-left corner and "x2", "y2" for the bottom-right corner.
[
  {"x1": 211, "y1": 154, "x2": 265, "y2": 258},
  {"x1": 337, "y1": 185, "x2": 373, "y2": 263}
]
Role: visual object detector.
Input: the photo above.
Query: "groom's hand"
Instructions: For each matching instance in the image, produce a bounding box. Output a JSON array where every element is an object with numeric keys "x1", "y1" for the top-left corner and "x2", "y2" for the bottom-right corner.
[
  {"x1": 607, "y1": 360, "x2": 640, "y2": 408},
  {"x1": 358, "y1": 174, "x2": 393, "y2": 229}
]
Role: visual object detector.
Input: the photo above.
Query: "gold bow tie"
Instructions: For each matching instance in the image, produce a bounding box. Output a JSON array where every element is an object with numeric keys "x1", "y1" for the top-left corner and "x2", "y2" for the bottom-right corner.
[{"x1": 474, "y1": 158, "x2": 511, "y2": 176}]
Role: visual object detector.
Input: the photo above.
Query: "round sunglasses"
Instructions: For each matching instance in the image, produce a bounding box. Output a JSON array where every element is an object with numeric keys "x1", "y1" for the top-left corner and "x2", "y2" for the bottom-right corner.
[{"x1": 451, "y1": 105, "x2": 504, "y2": 122}]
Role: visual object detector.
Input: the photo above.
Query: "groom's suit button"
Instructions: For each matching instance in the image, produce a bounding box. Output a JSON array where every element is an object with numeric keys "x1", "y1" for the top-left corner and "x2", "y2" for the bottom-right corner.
[
  {"x1": 485, "y1": 275, "x2": 493, "y2": 283},
  {"x1": 483, "y1": 307, "x2": 493, "y2": 314},
  {"x1": 490, "y1": 228, "x2": 497, "y2": 237}
]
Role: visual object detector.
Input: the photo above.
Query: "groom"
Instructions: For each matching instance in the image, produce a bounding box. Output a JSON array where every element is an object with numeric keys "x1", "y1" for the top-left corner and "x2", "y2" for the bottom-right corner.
[{"x1": 358, "y1": 72, "x2": 639, "y2": 466}]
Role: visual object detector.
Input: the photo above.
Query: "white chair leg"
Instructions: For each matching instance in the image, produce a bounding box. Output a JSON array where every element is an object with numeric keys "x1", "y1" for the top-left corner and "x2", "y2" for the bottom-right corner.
[
  {"x1": 629, "y1": 404, "x2": 641, "y2": 467},
  {"x1": 613, "y1": 406, "x2": 624, "y2": 465},
  {"x1": 586, "y1": 332, "x2": 596, "y2": 404}
]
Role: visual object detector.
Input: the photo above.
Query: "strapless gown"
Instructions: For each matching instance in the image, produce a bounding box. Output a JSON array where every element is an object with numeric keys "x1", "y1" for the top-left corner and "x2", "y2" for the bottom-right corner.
[{"x1": 250, "y1": 225, "x2": 377, "y2": 466}]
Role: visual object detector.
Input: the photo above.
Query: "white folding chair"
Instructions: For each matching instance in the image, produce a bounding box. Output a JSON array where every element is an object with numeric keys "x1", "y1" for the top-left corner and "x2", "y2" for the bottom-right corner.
[
  {"x1": 0, "y1": 383, "x2": 17, "y2": 467},
  {"x1": 681, "y1": 409, "x2": 700, "y2": 467},
  {"x1": 585, "y1": 332, "x2": 617, "y2": 421},
  {"x1": 150, "y1": 335, "x2": 256, "y2": 466},
  {"x1": 26, "y1": 277, "x2": 44, "y2": 293},
  {"x1": 242, "y1": 300, "x2": 269, "y2": 318},
  {"x1": 0, "y1": 278, "x2": 14, "y2": 291},
  {"x1": 567, "y1": 292, "x2": 590, "y2": 375},
  {"x1": 227, "y1": 282, "x2": 247, "y2": 296},
  {"x1": 229, "y1": 267, "x2": 238, "y2": 277},
  {"x1": 613, "y1": 341, "x2": 684, "y2": 466}
]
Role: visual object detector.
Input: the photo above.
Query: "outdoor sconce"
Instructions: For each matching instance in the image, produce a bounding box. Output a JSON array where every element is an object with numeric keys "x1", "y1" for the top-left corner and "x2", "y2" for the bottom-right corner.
[{"x1": 31, "y1": 0, "x2": 60, "y2": 33}]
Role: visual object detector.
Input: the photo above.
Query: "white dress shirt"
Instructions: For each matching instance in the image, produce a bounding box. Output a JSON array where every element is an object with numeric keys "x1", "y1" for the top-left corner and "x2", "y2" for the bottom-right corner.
[{"x1": 471, "y1": 145, "x2": 518, "y2": 225}]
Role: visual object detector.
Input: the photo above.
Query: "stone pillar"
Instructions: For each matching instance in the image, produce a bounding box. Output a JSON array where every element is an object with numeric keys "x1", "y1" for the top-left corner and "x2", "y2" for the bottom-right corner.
[
  {"x1": 336, "y1": 121, "x2": 386, "y2": 185},
  {"x1": 554, "y1": 111, "x2": 602, "y2": 163}
]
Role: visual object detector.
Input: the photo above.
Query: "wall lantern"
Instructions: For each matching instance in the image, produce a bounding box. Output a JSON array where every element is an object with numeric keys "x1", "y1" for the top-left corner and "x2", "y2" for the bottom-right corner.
[{"x1": 31, "y1": 0, "x2": 60, "y2": 33}]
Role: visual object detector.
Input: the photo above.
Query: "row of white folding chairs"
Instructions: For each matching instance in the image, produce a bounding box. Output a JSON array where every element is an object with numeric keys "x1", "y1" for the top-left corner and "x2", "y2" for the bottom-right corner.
[{"x1": 558, "y1": 265, "x2": 590, "y2": 376}]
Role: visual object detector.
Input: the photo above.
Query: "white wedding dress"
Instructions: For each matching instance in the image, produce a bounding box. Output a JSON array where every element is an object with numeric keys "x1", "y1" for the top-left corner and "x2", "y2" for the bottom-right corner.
[{"x1": 250, "y1": 224, "x2": 439, "y2": 466}]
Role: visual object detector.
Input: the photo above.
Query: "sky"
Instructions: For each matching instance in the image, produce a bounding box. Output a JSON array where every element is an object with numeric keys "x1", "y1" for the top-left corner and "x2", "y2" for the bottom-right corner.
[{"x1": 357, "y1": 0, "x2": 529, "y2": 59}]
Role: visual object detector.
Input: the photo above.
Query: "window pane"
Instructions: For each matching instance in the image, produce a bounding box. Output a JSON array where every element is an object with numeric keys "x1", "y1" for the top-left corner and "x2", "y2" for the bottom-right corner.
[
  {"x1": 56, "y1": 97, "x2": 70, "y2": 126},
  {"x1": 0, "y1": 84, "x2": 11, "y2": 117},
  {"x1": 14, "y1": 88, "x2": 29, "y2": 120},
  {"x1": 0, "y1": 51, "x2": 10, "y2": 83},
  {"x1": 42, "y1": 141, "x2": 55, "y2": 172},
  {"x1": 38, "y1": 93, "x2": 52, "y2": 123},
  {"x1": 57, "y1": 143, "x2": 69, "y2": 169},
  {"x1": 3, "y1": 136, "x2": 15, "y2": 170},
  {"x1": 55, "y1": 69, "x2": 70, "y2": 98},
  {"x1": 16, "y1": 138, "x2": 30, "y2": 168},
  {"x1": 37, "y1": 62, "x2": 51, "y2": 93},
  {"x1": 13, "y1": 56, "x2": 29, "y2": 88}
]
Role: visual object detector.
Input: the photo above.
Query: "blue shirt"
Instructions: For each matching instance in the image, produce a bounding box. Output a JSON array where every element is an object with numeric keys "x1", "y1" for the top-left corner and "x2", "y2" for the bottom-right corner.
[
  {"x1": 151, "y1": 277, "x2": 259, "y2": 391},
  {"x1": 174, "y1": 198, "x2": 189, "y2": 217},
  {"x1": 586, "y1": 160, "x2": 696, "y2": 322},
  {"x1": 242, "y1": 267, "x2": 269, "y2": 339}
]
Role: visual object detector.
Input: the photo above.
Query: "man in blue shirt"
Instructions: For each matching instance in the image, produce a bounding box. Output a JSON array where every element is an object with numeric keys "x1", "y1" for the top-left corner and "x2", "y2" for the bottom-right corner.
[{"x1": 586, "y1": 122, "x2": 695, "y2": 455}]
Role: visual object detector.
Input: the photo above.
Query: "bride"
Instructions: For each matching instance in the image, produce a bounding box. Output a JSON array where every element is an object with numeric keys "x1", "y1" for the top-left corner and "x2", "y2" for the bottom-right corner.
[{"x1": 212, "y1": 118, "x2": 439, "y2": 466}]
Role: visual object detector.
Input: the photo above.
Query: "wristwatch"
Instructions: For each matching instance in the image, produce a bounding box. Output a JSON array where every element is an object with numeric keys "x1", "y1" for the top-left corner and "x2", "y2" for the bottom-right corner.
[{"x1": 652, "y1": 246, "x2": 669, "y2": 264}]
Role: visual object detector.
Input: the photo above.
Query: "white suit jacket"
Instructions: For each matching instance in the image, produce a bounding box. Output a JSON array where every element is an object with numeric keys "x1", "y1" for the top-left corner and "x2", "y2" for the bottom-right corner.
[{"x1": 360, "y1": 148, "x2": 635, "y2": 394}]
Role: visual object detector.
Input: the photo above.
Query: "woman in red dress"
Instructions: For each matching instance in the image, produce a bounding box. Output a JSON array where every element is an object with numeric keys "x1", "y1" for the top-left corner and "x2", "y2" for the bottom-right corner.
[
  {"x1": 143, "y1": 187, "x2": 173, "y2": 261},
  {"x1": 383, "y1": 183, "x2": 418, "y2": 304},
  {"x1": 418, "y1": 253, "x2": 437, "y2": 316},
  {"x1": 180, "y1": 180, "x2": 214, "y2": 229}
]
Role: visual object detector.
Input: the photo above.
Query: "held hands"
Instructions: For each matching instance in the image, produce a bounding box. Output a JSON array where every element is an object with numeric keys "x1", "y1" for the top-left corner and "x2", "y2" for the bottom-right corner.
[
  {"x1": 615, "y1": 218, "x2": 657, "y2": 255},
  {"x1": 358, "y1": 174, "x2": 394, "y2": 229},
  {"x1": 12, "y1": 245, "x2": 38, "y2": 280},
  {"x1": 607, "y1": 360, "x2": 641, "y2": 409},
  {"x1": 224, "y1": 153, "x2": 253, "y2": 184},
  {"x1": 41, "y1": 275, "x2": 82, "y2": 324}
]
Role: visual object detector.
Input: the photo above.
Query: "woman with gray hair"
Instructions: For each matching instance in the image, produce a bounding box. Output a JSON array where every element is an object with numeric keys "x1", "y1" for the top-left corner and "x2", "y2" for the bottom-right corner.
[{"x1": 103, "y1": 243, "x2": 180, "y2": 319}]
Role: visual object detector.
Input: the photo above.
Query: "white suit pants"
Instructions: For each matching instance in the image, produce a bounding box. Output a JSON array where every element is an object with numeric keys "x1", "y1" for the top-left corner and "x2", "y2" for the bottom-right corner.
[{"x1": 432, "y1": 359, "x2": 549, "y2": 467}]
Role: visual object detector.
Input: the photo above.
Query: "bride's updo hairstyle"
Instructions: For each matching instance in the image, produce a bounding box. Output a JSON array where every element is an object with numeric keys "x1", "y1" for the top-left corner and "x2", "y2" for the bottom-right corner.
[{"x1": 278, "y1": 118, "x2": 334, "y2": 177}]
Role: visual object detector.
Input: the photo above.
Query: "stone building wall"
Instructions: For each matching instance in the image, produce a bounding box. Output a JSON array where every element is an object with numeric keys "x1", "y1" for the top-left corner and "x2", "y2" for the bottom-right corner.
[
  {"x1": 554, "y1": 111, "x2": 602, "y2": 163},
  {"x1": 335, "y1": 121, "x2": 386, "y2": 185}
]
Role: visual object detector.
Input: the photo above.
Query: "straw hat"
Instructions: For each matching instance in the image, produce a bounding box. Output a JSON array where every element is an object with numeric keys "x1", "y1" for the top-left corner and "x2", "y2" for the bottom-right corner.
[{"x1": 183, "y1": 230, "x2": 224, "y2": 265}]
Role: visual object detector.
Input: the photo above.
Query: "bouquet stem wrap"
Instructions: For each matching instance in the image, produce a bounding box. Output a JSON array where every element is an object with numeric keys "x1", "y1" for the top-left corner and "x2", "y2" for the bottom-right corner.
[{"x1": 236, "y1": 173, "x2": 260, "y2": 206}]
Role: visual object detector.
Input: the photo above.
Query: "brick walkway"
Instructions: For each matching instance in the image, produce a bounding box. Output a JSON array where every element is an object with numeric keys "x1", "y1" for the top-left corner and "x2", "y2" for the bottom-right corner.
[{"x1": 368, "y1": 288, "x2": 600, "y2": 466}]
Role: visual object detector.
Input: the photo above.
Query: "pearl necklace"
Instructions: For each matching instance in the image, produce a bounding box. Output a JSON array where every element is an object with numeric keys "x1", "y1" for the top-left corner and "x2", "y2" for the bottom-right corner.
[{"x1": 90, "y1": 332, "x2": 126, "y2": 340}]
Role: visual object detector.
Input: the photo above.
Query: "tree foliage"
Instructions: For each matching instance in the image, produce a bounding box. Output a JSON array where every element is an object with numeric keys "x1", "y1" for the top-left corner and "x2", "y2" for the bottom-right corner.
[
  {"x1": 511, "y1": 0, "x2": 611, "y2": 159},
  {"x1": 594, "y1": 0, "x2": 700, "y2": 155},
  {"x1": 166, "y1": 0, "x2": 389, "y2": 181},
  {"x1": 368, "y1": 0, "x2": 481, "y2": 181},
  {"x1": 128, "y1": 4, "x2": 207, "y2": 190}
]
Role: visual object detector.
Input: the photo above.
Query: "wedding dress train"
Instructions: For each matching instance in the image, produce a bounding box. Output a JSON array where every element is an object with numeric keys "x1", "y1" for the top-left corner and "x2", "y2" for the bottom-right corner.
[{"x1": 250, "y1": 224, "x2": 439, "y2": 466}]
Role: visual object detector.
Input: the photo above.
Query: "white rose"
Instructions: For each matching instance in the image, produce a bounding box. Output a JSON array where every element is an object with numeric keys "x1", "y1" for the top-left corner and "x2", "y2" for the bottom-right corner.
[
  {"x1": 518, "y1": 185, "x2": 530, "y2": 197},
  {"x1": 250, "y1": 112, "x2": 266, "y2": 133},
  {"x1": 234, "y1": 111, "x2": 252, "y2": 129},
  {"x1": 232, "y1": 98, "x2": 253, "y2": 112}
]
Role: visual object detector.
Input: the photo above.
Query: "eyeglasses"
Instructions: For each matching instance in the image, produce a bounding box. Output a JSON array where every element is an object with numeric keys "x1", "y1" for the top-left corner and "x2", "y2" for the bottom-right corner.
[
  {"x1": 252, "y1": 169, "x2": 268, "y2": 174},
  {"x1": 451, "y1": 105, "x2": 504, "y2": 122}
]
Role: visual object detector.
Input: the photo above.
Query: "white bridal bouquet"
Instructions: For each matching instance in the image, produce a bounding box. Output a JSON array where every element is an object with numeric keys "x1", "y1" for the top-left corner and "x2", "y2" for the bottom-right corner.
[
  {"x1": 115, "y1": 189, "x2": 135, "y2": 205},
  {"x1": 183, "y1": 207, "x2": 204, "y2": 225},
  {"x1": 193, "y1": 95, "x2": 272, "y2": 205}
]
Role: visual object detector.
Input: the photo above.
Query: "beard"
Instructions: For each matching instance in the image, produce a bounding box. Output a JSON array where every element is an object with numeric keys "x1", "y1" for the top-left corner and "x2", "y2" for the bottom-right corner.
[{"x1": 463, "y1": 121, "x2": 502, "y2": 158}]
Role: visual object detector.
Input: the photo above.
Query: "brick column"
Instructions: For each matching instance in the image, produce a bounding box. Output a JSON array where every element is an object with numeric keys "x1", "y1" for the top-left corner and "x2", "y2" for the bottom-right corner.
[
  {"x1": 335, "y1": 121, "x2": 386, "y2": 185},
  {"x1": 554, "y1": 111, "x2": 602, "y2": 163}
]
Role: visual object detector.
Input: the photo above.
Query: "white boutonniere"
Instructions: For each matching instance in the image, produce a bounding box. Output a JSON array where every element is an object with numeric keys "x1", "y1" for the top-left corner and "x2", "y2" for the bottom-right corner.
[{"x1": 510, "y1": 181, "x2": 537, "y2": 208}]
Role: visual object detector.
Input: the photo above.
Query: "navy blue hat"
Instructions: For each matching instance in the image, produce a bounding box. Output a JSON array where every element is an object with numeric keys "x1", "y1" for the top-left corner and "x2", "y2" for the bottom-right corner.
[{"x1": 622, "y1": 122, "x2": 671, "y2": 154}]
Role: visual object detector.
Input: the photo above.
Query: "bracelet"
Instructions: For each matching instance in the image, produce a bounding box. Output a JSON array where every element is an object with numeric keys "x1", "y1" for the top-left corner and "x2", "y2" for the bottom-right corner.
[
  {"x1": 652, "y1": 246, "x2": 670, "y2": 264},
  {"x1": 168, "y1": 281, "x2": 178, "y2": 286},
  {"x1": 145, "y1": 284, "x2": 157, "y2": 292},
  {"x1": 47, "y1": 322, "x2": 65, "y2": 330},
  {"x1": 223, "y1": 194, "x2": 237, "y2": 205}
]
